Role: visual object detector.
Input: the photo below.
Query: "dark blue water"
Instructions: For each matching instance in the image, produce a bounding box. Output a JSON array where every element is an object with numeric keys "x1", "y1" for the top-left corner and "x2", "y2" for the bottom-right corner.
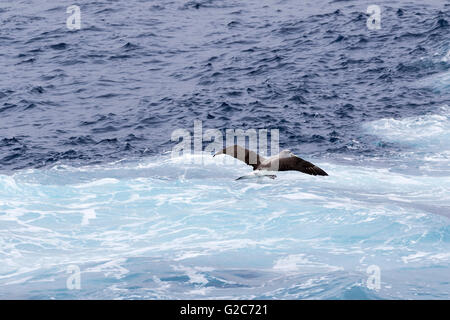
[
  {"x1": 0, "y1": 0, "x2": 448, "y2": 171},
  {"x1": 0, "y1": 0, "x2": 449, "y2": 300}
]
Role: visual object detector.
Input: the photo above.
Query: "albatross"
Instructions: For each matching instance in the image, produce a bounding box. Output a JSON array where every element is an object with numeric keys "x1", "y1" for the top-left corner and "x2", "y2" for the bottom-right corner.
[{"x1": 214, "y1": 145, "x2": 328, "y2": 179}]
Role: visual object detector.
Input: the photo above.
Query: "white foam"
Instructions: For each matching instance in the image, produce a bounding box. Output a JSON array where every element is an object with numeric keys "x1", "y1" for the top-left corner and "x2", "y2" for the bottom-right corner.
[
  {"x1": 273, "y1": 254, "x2": 343, "y2": 273},
  {"x1": 364, "y1": 107, "x2": 449, "y2": 147},
  {"x1": 0, "y1": 149, "x2": 449, "y2": 298}
]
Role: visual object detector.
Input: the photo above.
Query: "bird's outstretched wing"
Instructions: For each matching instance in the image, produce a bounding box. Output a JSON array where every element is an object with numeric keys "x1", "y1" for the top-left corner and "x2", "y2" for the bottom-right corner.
[
  {"x1": 213, "y1": 145, "x2": 265, "y2": 170},
  {"x1": 278, "y1": 156, "x2": 328, "y2": 176}
]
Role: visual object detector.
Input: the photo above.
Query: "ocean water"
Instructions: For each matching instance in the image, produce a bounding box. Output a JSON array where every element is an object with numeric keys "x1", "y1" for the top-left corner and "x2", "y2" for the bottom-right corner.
[{"x1": 0, "y1": 0, "x2": 449, "y2": 299}]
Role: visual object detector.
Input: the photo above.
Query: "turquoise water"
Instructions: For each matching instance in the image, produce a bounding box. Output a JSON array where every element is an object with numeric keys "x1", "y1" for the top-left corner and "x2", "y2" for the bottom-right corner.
[{"x1": 1, "y1": 107, "x2": 449, "y2": 299}]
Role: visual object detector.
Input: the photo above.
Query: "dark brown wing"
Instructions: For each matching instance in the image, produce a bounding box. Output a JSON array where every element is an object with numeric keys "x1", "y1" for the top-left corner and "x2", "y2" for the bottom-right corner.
[
  {"x1": 213, "y1": 145, "x2": 265, "y2": 170},
  {"x1": 278, "y1": 156, "x2": 328, "y2": 176}
]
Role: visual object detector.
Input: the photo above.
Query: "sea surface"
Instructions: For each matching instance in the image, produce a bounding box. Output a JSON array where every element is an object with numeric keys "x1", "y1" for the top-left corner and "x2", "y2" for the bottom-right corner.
[{"x1": 0, "y1": 0, "x2": 449, "y2": 299}]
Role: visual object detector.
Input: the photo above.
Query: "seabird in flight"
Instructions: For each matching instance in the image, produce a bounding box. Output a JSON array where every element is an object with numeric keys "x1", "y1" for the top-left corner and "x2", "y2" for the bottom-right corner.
[{"x1": 214, "y1": 145, "x2": 328, "y2": 179}]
